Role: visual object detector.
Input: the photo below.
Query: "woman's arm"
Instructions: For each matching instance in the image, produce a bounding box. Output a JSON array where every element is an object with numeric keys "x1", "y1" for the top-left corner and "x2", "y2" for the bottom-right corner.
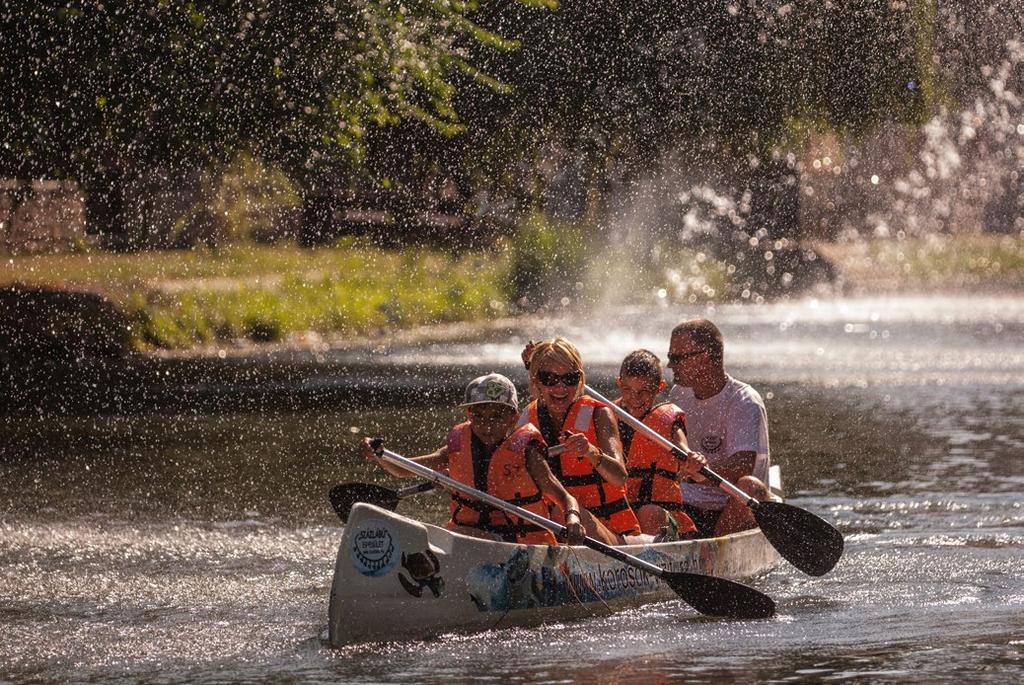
[
  {"x1": 558, "y1": 407, "x2": 628, "y2": 486},
  {"x1": 525, "y1": 442, "x2": 585, "y2": 544}
]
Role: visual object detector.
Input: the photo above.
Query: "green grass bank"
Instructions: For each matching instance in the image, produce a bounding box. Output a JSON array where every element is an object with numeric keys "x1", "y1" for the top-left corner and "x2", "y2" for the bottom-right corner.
[
  {"x1": 3, "y1": 232, "x2": 1021, "y2": 353},
  {"x1": 815, "y1": 234, "x2": 1024, "y2": 293},
  {"x1": 3, "y1": 240, "x2": 510, "y2": 350}
]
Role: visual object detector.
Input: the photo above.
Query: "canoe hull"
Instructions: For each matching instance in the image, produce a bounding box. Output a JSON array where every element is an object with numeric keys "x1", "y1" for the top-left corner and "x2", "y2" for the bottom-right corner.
[{"x1": 328, "y1": 502, "x2": 780, "y2": 646}]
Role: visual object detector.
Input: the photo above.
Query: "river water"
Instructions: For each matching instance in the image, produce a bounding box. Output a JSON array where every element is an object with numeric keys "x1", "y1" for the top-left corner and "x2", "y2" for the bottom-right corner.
[{"x1": 2, "y1": 294, "x2": 1023, "y2": 683}]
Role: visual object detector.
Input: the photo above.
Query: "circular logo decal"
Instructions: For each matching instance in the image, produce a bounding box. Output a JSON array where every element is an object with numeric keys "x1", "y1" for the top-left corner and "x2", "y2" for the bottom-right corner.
[
  {"x1": 350, "y1": 518, "x2": 400, "y2": 577},
  {"x1": 700, "y1": 435, "x2": 723, "y2": 453}
]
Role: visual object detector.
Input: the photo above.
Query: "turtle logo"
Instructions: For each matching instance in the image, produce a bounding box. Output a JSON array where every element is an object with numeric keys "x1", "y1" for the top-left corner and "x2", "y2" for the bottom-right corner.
[
  {"x1": 398, "y1": 549, "x2": 445, "y2": 598},
  {"x1": 485, "y1": 381, "x2": 505, "y2": 400}
]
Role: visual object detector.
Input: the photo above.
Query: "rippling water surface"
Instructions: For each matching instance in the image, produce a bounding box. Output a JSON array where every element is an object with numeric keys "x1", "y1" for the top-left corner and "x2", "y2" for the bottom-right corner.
[{"x1": 2, "y1": 295, "x2": 1023, "y2": 683}]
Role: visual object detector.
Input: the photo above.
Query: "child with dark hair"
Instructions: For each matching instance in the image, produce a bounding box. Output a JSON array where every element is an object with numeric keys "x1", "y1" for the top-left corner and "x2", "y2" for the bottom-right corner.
[{"x1": 615, "y1": 349, "x2": 707, "y2": 539}]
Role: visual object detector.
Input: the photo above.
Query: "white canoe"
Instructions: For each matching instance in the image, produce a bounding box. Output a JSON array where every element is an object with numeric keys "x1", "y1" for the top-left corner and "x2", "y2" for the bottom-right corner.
[{"x1": 328, "y1": 467, "x2": 782, "y2": 646}]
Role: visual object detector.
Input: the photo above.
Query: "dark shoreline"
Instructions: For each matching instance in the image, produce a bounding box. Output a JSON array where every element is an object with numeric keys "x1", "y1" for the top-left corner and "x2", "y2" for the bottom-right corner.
[
  {"x1": 4, "y1": 280, "x2": 1022, "y2": 417},
  {"x1": 0, "y1": 314, "x2": 542, "y2": 417}
]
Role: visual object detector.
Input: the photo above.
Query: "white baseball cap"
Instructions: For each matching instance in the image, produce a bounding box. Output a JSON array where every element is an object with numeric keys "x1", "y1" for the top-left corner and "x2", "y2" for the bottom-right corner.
[{"x1": 458, "y1": 373, "x2": 519, "y2": 412}]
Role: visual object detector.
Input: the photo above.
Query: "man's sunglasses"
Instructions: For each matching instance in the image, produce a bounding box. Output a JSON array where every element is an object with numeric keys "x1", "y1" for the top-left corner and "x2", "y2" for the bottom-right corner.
[
  {"x1": 537, "y1": 370, "x2": 582, "y2": 387},
  {"x1": 667, "y1": 350, "x2": 704, "y2": 364}
]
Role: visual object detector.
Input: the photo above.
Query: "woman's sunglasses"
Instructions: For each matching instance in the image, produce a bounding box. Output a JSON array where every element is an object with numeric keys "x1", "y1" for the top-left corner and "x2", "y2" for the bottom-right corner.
[{"x1": 537, "y1": 370, "x2": 582, "y2": 387}]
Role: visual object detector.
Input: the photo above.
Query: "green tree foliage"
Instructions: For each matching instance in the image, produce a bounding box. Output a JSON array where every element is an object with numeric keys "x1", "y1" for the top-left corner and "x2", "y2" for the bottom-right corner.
[
  {"x1": 465, "y1": 0, "x2": 932, "y2": 192},
  {"x1": 0, "y1": 0, "x2": 531, "y2": 236},
  {"x1": 504, "y1": 211, "x2": 590, "y2": 305},
  {"x1": 1, "y1": 0, "x2": 937, "y2": 246}
]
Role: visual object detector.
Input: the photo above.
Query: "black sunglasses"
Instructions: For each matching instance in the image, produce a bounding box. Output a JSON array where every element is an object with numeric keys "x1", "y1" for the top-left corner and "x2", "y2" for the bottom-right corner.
[
  {"x1": 537, "y1": 370, "x2": 582, "y2": 387},
  {"x1": 667, "y1": 350, "x2": 704, "y2": 364}
]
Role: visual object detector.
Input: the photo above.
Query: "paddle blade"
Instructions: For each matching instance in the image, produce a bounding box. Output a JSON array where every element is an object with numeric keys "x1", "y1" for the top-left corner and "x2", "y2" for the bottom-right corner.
[
  {"x1": 753, "y1": 501, "x2": 844, "y2": 577},
  {"x1": 329, "y1": 483, "x2": 400, "y2": 522},
  {"x1": 663, "y1": 571, "x2": 776, "y2": 619}
]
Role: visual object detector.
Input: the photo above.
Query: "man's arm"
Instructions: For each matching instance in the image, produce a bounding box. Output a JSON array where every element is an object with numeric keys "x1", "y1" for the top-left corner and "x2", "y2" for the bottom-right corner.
[
  {"x1": 720, "y1": 392, "x2": 768, "y2": 482},
  {"x1": 715, "y1": 450, "x2": 756, "y2": 484}
]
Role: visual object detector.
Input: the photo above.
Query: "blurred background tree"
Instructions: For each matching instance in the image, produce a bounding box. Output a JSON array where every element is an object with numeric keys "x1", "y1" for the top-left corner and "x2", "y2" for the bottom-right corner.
[
  {"x1": 0, "y1": 1, "x2": 950, "y2": 253},
  {"x1": 455, "y1": 0, "x2": 932, "y2": 225},
  {"x1": 0, "y1": 0, "x2": 543, "y2": 247}
]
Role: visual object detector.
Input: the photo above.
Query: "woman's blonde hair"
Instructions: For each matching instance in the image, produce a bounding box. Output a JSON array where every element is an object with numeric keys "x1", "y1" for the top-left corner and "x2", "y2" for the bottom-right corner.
[{"x1": 527, "y1": 336, "x2": 586, "y2": 402}]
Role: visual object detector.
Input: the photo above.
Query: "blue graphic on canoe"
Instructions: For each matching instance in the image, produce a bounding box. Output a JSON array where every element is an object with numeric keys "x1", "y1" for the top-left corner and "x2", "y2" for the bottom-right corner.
[
  {"x1": 466, "y1": 543, "x2": 715, "y2": 612},
  {"x1": 349, "y1": 518, "x2": 401, "y2": 577}
]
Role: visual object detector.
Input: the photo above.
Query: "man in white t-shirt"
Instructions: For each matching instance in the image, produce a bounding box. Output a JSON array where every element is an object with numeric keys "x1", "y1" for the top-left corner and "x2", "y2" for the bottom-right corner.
[{"x1": 666, "y1": 319, "x2": 770, "y2": 537}]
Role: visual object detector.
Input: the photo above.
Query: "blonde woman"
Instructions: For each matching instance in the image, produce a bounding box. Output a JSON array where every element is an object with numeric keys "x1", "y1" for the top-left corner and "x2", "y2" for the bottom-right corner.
[{"x1": 520, "y1": 337, "x2": 641, "y2": 544}]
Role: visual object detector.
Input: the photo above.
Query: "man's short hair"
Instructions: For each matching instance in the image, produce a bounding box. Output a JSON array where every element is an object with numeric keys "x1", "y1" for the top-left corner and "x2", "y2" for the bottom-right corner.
[
  {"x1": 671, "y1": 318, "x2": 724, "y2": 366},
  {"x1": 619, "y1": 349, "x2": 663, "y2": 384}
]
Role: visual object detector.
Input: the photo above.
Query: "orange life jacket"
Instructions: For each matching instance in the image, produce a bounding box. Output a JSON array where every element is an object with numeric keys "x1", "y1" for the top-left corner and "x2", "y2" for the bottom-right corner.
[
  {"x1": 623, "y1": 401, "x2": 689, "y2": 511},
  {"x1": 522, "y1": 397, "x2": 641, "y2": 536},
  {"x1": 447, "y1": 422, "x2": 557, "y2": 545}
]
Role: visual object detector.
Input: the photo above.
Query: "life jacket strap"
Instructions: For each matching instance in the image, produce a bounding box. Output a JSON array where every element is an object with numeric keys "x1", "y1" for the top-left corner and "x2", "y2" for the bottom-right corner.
[
  {"x1": 628, "y1": 465, "x2": 678, "y2": 481},
  {"x1": 559, "y1": 472, "x2": 606, "y2": 488},
  {"x1": 585, "y1": 496, "x2": 632, "y2": 519},
  {"x1": 645, "y1": 499, "x2": 684, "y2": 512},
  {"x1": 452, "y1": 491, "x2": 542, "y2": 511}
]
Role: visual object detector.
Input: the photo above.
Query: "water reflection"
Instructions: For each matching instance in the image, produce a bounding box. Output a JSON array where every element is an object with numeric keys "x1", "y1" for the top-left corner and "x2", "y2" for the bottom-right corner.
[
  {"x1": 2, "y1": 295, "x2": 1023, "y2": 683},
  {"x1": 8, "y1": 381, "x2": 1019, "y2": 526}
]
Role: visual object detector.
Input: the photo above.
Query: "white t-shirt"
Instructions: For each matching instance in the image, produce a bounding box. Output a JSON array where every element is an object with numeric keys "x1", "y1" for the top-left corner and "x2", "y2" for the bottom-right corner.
[{"x1": 668, "y1": 375, "x2": 770, "y2": 511}]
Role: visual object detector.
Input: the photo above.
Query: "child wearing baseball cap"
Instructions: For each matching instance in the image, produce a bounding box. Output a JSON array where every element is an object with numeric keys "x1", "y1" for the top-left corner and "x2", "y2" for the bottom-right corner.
[{"x1": 361, "y1": 373, "x2": 586, "y2": 546}]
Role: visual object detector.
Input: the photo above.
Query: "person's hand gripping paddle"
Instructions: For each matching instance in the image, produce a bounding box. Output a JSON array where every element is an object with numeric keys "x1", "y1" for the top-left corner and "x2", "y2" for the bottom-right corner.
[
  {"x1": 585, "y1": 384, "x2": 844, "y2": 577},
  {"x1": 367, "y1": 438, "x2": 776, "y2": 620}
]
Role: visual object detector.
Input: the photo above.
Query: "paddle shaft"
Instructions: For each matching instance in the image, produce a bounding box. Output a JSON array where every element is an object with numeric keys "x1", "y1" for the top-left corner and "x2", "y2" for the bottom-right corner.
[
  {"x1": 397, "y1": 481, "x2": 438, "y2": 498},
  {"x1": 584, "y1": 385, "x2": 754, "y2": 506},
  {"x1": 390, "y1": 446, "x2": 563, "y2": 499},
  {"x1": 375, "y1": 446, "x2": 669, "y2": 579}
]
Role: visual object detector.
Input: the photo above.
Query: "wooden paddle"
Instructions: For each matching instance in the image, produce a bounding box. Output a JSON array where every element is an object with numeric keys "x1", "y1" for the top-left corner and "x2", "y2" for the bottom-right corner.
[
  {"x1": 369, "y1": 440, "x2": 776, "y2": 620},
  {"x1": 585, "y1": 384, "x2": 844, "y2": 577}
]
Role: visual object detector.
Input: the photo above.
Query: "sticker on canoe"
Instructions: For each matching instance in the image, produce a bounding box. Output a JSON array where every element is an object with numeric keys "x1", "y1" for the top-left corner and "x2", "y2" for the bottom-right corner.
[
  {"x1": 466, "y1": 547, "x2": 661, "y2": 611},
  {"x1": 350, "y1": 517, "x2": 400, "y2": 577},
  {"x1": 398, "y1": 549, "x2": 445, "y2": 598},
  {"x1": 466, "y1": 544, "x2": 711, "y2": 612}
]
